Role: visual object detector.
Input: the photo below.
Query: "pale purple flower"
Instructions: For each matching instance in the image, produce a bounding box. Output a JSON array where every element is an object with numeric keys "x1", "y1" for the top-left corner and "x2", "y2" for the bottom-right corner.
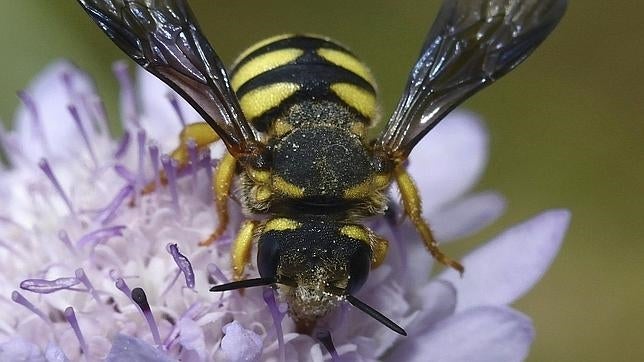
[{"x1": 0, "y1": 61, "x2": 570, "y2": 361}]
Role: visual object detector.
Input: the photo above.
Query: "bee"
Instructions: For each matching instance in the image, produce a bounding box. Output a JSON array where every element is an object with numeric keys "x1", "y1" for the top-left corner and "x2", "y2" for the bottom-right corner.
[{"x1": 77, "y1": 0, "x2": 566, "y2": 336}]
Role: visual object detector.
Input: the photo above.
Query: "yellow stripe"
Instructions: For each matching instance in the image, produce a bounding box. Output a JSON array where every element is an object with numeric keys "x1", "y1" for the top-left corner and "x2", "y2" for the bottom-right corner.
[
  {"x1": 239, "y1": 82, "x2": 300, "y2": 120},
  {"x1": 317, "y1": 48, "x2": 376, "y2": 87},
  {"x1": 339, "y1": 225, "x2": 370, "y2": 243},
  {"x1": 272, "y1": 175, "x2": 305, "y2": 198},
  {"x1": 264, "y1": 218, "x2": 301, "y2": 232},
  {"x1": 231, "y1": 48, "x2": 304, "y2": 91},
  {"x1": 330, "y1": 83, "x2": 376, "y2": 119},
  {"x1": 232, "y1": 34, "x2": 295, "y2": 67}
]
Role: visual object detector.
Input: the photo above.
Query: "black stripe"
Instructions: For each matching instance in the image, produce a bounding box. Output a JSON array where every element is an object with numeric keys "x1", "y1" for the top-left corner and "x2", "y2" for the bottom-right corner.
[
  {"x1": 232, "y1": 35, "x2": 353, "y2": 72},
  {"x1": 236, "y1": 61, "x2": 375, "y2": 100}
]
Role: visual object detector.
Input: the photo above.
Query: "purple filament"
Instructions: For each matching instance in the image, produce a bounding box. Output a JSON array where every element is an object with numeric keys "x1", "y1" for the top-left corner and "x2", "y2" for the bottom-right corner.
[
  {"x1": 131, "y1": 287, "x2": 162, "y2": 346},
  {"x1": 167, "y1": 93, "x2": 186, "y2": 127},
  {"x1": 137, "y1": 130, "x2": 146, "y2": 188},
  {"x1": 20, "y1": 277, "x2": 80, "y2": 294},
  {"x1": 206, "y1": 263, "x2": 229, "y2": 284},
  {"x1": 75, "y1": 225, "x2": 126, "y2": 248},
  {"x1": 166, "y1": 243, "x2": 195, "y2": 289},
  {"x1": 58, "y1": 230, "x2": 76, "y2": 255},
  {"x1": 67, "y1": 104, "x2": 97, "y2": 165},
  {"x1": 315, "y1": 329, "x2": 342, "y2": 362},
  {"x1": 75, "y1": 268, "x2": 102, "y2": 303},
  {"x1": 90, "y1": 98, "x2": 110, "y2": 135},
  {"x1": 113, "y1": 61, "x2": 139, "y2": 127},
  {"x1": 148, "y1": 144, "x2": 160, "y2": 189},
  {"x1": 202, "y1": 151, "x2": 214, "y2": 201},
  {"x1": 11, "y1": 291, "x2": 49, "y2": 324},
  {"x1": 17, "y1": 91, "x2": 47, "y2": 149},
  {"x1": 263, "y1": 288, "x2": 286, "y2": 362},
  {"x1": 162, "y1": 302, "x2": 204, "y2": 350},
  {"x1": 161, "y1": 155, "x2": 180, "y2": 215},
  {"x1": 97, "y1": 185, "x2": 134, "y2": 225},
  {"x1": 187, "y1": 139, "x2": 199, "y2": 190},
  {"x1": 64, "y1": 307, "x2": 88, "y2": 354},
  {"x1": 38, "y1": 159, "x2": 75, "y2": 216},
  {"x1": 114, "y1": 278, "x2": 133, "y2": 301},
  {"x1": 113, "y1": 131, "x2": 131, "y2": 159},
  {"x1": 114, "y1": 164, "x2": 137, "y2": 184}
]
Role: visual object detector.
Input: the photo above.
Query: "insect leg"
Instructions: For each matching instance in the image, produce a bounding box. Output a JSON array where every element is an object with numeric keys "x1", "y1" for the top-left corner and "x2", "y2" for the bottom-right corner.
[
  {"x1": 231, "y1": 220, "x2": 261, "y2": 281},
  {"x1": 394, "y1": 167, "x2": 464, "y2": 275},
  {"x1": 370, "y1": 234, "x2": 389, "y2": 268},
  {"x1": 143, "y1": 122, "x2": 220, "y2": 193},
  {"x1": 200, "y1": 152, "x2": 237, "y2": 246}
]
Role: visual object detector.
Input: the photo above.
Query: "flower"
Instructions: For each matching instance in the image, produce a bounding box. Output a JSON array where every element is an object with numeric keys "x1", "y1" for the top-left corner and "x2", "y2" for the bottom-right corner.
[{"x1": 0, "y1": 61, "x2": 570, "y2": 362}]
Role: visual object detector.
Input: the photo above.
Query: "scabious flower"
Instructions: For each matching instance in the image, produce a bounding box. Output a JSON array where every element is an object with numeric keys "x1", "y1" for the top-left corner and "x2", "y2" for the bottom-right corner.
[{"x1": 0, "y1": 60, "x2": 570, "y2": 362}]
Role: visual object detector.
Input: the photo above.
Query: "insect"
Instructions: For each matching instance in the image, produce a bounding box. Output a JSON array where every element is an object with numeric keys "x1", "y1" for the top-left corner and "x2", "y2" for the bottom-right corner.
[{"x1": 77, "y1": 0, "x2": 566, "y2": 336}]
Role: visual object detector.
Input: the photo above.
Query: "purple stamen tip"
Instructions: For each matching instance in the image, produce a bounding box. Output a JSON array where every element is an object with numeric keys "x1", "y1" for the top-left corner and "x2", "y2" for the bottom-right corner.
[
  {"x1": 113, "y1": 61, "x2": 139, "y2": 127},
  {"x1": 20, "y1": 277, "x2": 81, "y2": 294},
  {"x1": 11, "y1": 290, "x2": 49, "y2": 324},
  {"x1": 167, "y1": 93, "x2": 186, "y2": 127},
  {"x1": 58, "y1": 230, "x2": 76, "y2": 254},
  {"x1": 148, "y1": 144, "x2": 160, "y2": 188},
  {"x1": 75, "y1": 268, "x2": 102, "y2": 303},
  {"x1": 187, "y1": 139, "x2": 199, "y2": 188},
  {"x1": 114, "y1": 278, "x2": 132, "y2": 301},
  {"x1": 161, "y1": 155, "x2": 180, "y2": 215},
  {"x1": 75, "y1": 225, "x2": 127, "y2": 248},
  {"x1": 114, "y1": 131, "x2": 131, "y2": 159},
  {"x1": 114, "y1": 164, "x2": 137, "y2": 184},
  {"x1": 263, "y1": 288, "x2": 286, "y2": 362},
  {"x1": 38, "y1": 158, "x2": 75, "y2": 216},
  {"x1": 137, "y1": 130, "x2": 147, "y2": 187},
  {"x1": 17, "y1": 91, "x2": 46, "y2": 147},
  {"x1": 166, "y1": 243, "x2": 195, "y2": 289},
  {"x1": 64, "y1": 306, "x2": 88, "y2": 354},
  {"x1": 131, "y1": 287, "x2": 162, "y2": 346},
  {"x1": 68, "y1": 104, "x2": 97, "y2": 165}
]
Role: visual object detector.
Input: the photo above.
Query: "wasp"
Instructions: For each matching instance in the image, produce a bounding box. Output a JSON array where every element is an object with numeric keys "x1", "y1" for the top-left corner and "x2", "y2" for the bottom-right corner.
[{"x1": 77, "y1": 0, "x2": 566, "y2": 336}]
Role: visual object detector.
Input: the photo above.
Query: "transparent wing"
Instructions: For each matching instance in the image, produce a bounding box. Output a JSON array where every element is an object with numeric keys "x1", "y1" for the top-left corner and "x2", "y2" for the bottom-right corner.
[
  {"x1": 376, "y1": 0, "x2": 567, "y2": 158},
  {"x1": 77, "y1": 0, "x2": 258, "y2": 156}
]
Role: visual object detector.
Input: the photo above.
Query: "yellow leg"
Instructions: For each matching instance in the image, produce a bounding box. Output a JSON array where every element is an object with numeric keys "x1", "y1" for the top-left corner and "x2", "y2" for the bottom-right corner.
[
  {"x1": 200, "y1": 152, "x2": 237, "y2": 246},
  {"x1": 370, "y1": 234, "x2": 389, "y2": 268},
  {"x1": 394, "y1": 167, "x2": 464, "y2": 275},
  {"x1": 143, "y1": 122, "x2": 220, "y2": 193},
  {"x1": 231, "y1": 220, "x2": 260, "y2": 281}
]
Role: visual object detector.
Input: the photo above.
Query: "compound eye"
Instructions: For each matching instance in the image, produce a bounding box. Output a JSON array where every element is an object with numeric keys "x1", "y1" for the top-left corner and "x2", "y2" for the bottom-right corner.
[
  {"x1": 257, "y1": 237, "x2": 280, "y2": 279},
  {"x1": 346, "y1": 244, "x2": 371, "y2": 294}
]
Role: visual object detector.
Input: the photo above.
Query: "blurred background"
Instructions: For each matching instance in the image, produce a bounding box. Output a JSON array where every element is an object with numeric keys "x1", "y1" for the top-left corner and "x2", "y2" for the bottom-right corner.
[{"x1": 0, "y1": 1, "x2": 641, "y2": 361}]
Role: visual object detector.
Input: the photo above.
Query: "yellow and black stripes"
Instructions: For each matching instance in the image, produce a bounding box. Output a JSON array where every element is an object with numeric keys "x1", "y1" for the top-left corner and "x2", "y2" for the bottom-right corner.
[{"x1": 230, "y1": 35, "x2": 377, "y2": 131}]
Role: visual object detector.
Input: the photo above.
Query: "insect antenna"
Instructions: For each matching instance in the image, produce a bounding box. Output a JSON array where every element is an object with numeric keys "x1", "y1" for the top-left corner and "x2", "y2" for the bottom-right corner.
[
  {"x1": 346, "y1": 294, "x2": 407, "y2": 336},
  {"x1": 210, "y1": 277, "x2": 276, "y2": 292}
]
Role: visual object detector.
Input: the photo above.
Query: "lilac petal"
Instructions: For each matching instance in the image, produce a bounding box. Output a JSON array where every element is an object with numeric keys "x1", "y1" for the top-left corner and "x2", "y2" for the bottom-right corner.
[
  {"x1": 407, "y1": 110, "x2": 488, "y2": 212},
  {"x1": 407, "y1": 280, "x2": 457, "y2": 335},
  {"x1": 387, "y1": 306, "x2": 534, "y2": 362},
  {"x1": 0, "y1": 338, "x2": 44, "y2": 362},
  {"x1": 221, "y1": 321, "x2": 263, "y2": 362},
  {"x1": 44, "y1": 342, "x2": 70, "y2": 362},
  {"x1": 14, "y1": 61, "x2": 98, "y2": 162},
  {"x1": 20, "y1": 277, "x2": 80, "y2": 294},
  {"x1": 137, "y1": 67, "x2": 199, "y2": 144},
  {"x1": 177, "y1": 318, "x2": 206, "y2": 361},
  {"x1": 106, "y1": 334, "x2": 175, "y2": 362},
  {"x1": 439, "y1": 209, "x2": 571, "y2": 311},
  {"x1": 429, "y1": 191, "x2": 506, "y2": 242}
]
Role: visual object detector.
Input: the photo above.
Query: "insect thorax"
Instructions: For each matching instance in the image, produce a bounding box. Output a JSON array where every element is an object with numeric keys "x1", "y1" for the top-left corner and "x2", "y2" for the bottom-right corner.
[{"x1": 231, "y1": 35, "x2": 389, "y2": 217}]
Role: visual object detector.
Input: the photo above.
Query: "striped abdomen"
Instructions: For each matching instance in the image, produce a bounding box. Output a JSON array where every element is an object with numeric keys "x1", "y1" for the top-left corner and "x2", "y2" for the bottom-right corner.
[{"x1": 230, "y1": 35, "x2": 378, "y2": 135}]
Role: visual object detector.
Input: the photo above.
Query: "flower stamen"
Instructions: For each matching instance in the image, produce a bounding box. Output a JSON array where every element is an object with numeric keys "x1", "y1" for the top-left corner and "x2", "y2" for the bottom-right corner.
[
  {"x1": 166, "y1": 243, "x2": 195, "y2": 289},
  {"x1": 68, "y1": 104, "x2": 97, "y2": 166},
  {"x1": 97, "y1": 186, "x2": 134, "y2": 225},
  {"x1": 17, "y1": 91, "x2": 47, "y2": 150},
  {"x1": 161, "y1": 155, "x2": 180, "y2": 215},
  {"x1": 75, "y1": 268, "x2": 102, "y2": 303},
  {"x1": 64, "y1": 306, "x2": 88, "y2": 355},
  {"x1": 75, "y1": 225, "x2": 126, "y2": 249},
  {"x1": 131, "y1": 287, "x2": 162, "y2": 346},
  {"x1": 113, "y1": 61, "x2": 139, "y2": 127},
  {"x1": 263, "y1": 288, "x2": 286, "y2": 362},
  {"x1": 11, "y1": 291, "x2": 50, "y2": 324},
  {"x1": 167, "y1": 93, "x2": 186, "y2": 127},
  {"x1": 38, "y1": 158, "x2": 75, "y2": 216},
  {"x1": 20, "y1": 277, "x2": 80, "y2": 294},
  {"x1": 113, "y1": 131, "x2": 131, "y2": 159}
]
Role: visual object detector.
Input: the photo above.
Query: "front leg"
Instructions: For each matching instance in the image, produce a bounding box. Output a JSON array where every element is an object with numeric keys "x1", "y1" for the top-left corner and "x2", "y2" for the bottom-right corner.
[{"x1": 394, "y1": 167, "x2": 464, "y2": 275}]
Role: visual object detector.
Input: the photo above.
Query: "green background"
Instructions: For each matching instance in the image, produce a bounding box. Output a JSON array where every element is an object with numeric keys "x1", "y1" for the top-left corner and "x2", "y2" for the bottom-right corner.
[{"x1": 1, "y1": 1, "x2": 642, "y2": 361}]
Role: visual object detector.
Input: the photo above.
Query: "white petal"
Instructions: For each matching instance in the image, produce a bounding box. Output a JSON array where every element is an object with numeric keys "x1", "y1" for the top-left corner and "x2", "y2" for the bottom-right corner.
[
  {"x1": 13, "y1": 60, "x2": 98, "y2": 162},
  {"x1": 105, "y1": 334, "x2": 175, "y2": 362},
  {"x1": 387, "y1": 306, "x2": 534, "y2": 362},
  {"x1": 429, "y1": 191, "x2": 506, "y2": 242},
  {"x1": 439, "y1": 209, "x2": 571, "y2": 311},
  {"x1": 0, "y1": 338, "x2": 45, "y2": 362},
  {"x1": 407, "y1": 110, "x2": 488, "y2": 212},
  {"x1": 136, "y1": 67, "x2": 201, "y2": 146},
  {"x1": 221, "y1": 321, "x2": 263, "y2": 362}
]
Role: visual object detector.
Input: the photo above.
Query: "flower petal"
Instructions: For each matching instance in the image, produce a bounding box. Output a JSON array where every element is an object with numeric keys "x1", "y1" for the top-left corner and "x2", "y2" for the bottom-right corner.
[
  {"x1": 136, "y1": 67, "x2": 201, "y2": 146},
  {"x1": 105, "y1": 334, "x2": 175, "y2": 362},
  {"x1": 407, "y1": 110, "x2": 488, "y2": 212},
  {"x1": 387, "y1": 306, "x2": 534, "y2": 362},
  {"x1": 13, "y1": 60, "x2": 99, "y2": 162},
  {"x1": 44, "y1": 342, "x2": 70, "y2": 362},
  {"x1": 0, "y1": 338, "x2": 44, "y2": 362},
  {"x1": 406, "y1": 280, "x2": 457, "y2": 335},
  {"x1": 429, "y1": 191, "x2": 506, "y2": 242},
  {"x1": 439, "y1": 209, "x2": 571, "y2": 311},
  {"x1": 220, "y1": 321, "x2": 263, "y2": 362}
]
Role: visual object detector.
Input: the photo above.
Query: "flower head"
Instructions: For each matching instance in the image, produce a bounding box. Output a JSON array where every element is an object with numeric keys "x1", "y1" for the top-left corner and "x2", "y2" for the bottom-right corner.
[{"x1": 0, "y1": 61, "x2": 569, "y2": 361}]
